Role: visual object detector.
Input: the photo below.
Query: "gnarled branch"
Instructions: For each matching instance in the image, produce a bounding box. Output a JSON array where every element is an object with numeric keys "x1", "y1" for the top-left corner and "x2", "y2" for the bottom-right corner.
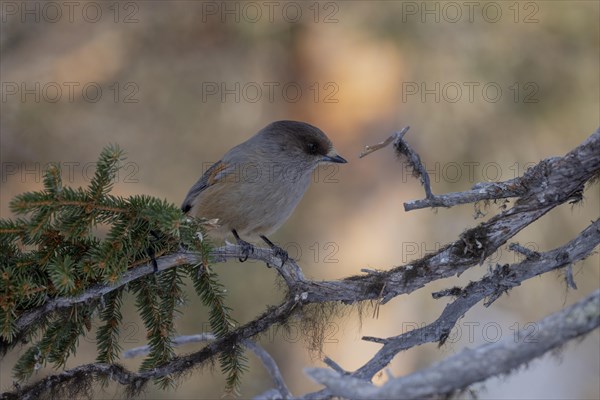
[
  {"x1": 297, "y1": 218, "x2": 599, "y2": 400},
  {"x1": 306, "y1": 288, "x2": 600, "y2": 399}
]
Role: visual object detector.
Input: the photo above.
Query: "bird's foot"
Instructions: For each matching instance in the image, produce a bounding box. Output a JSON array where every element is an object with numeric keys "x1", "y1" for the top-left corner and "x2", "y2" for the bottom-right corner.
[
  {"x1": 271, "y1": 245, "x2": 289, "y2": 267},
  {"x1": 260, "y1": 235, "x2": 288, "y2": 267},
  {"x1": 236, "y1": 238, "x2": 254, "y2": 262},
  {"x1": 232, "y1": 230, "x2": 254, "y2": 262}
]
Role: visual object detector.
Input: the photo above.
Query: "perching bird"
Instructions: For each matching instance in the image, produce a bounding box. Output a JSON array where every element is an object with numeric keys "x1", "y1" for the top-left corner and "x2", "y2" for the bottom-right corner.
[{"x1": 181, "y1": 120, "x2": 347, "y2": 264}]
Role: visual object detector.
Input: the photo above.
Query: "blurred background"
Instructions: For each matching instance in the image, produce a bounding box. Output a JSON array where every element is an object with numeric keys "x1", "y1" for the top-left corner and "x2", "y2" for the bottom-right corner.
[{"x1": 1, "y1": 1, "x2": 599, "y2": 398}]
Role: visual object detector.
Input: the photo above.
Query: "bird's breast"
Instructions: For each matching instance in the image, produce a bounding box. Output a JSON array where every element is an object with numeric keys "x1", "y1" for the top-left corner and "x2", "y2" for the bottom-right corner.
[{"x1": 193, "y1": 161, "x2": 315, "y2": 238}]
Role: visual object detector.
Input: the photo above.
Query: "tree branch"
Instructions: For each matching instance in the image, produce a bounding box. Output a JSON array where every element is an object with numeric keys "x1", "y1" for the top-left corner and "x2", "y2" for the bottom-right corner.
[
  {"x1": 8, "y1": 252, "x2": 200, "y2": 350},
  {"x1": 404, "y1": 178, "x2": 527, "y2": 211},
  {"x1": 122, "y1": 333, "x2": 216, "y2": 359},
  {"x1": 298, "y1": 218, "x2": 600, "y2": 399},
  {"x1": 123, "y1": 334, "x2": 292, "y2": 399},
  {"x1": 2, "y1": 244, "x2": 304, "y2": 355},
  {"x1": 0, "y1": 363, "x2": 146, "y2": 400},
  {"x1": 404, "y1": 128, "x2": 599, "y2": 211},
  {"x1": 306, "y1": 288, "x2": 600, "y2": 399}
]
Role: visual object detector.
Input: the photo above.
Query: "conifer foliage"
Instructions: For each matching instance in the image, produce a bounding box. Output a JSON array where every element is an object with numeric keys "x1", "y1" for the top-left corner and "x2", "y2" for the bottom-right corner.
[{"x1": 0, "y1": 145, "x2": 247, "y2": 394}]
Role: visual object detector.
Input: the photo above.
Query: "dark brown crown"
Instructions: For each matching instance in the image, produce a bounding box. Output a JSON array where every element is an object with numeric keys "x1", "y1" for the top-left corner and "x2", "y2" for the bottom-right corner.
[{"x1": 263, "y1": 120, "x2": 332, "y2": 157}]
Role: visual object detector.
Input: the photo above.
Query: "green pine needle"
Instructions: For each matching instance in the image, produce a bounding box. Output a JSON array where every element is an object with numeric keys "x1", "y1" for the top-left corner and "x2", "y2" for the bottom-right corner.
[
  {"x1": 47, "y1": 255, "x2": 78, "y2": 295},
  {"x1": 96, "y1": 289, "x2": 124, "y2": 364},
  {"x1": 0, "y1": 145, "x2": 247, "y2": 395},
  {"x1": 188, "y1": 262, "x2": 248, "y2": 395}
]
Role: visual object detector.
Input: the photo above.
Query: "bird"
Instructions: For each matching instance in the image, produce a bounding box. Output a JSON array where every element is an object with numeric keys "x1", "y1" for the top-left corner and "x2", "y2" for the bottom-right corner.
[{"x1": 181, "y1": 120, "x2": 347, "y2": 265}]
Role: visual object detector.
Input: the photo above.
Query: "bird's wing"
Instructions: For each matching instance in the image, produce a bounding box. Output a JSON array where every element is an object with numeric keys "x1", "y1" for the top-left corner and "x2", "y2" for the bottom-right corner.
[{"x1": 181, "y1": 160, "x2": 232, "y2": 213}]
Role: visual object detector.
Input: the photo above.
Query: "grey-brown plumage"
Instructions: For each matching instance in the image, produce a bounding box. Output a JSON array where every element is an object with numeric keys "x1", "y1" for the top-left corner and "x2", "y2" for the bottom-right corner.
[{"x1": 181, "y1": 120, "x2": 346, "y2": 263}]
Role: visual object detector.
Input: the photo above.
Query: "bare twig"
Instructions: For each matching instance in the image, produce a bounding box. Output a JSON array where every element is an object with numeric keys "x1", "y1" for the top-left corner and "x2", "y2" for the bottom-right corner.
[
  {"x1": 360, "y1": 126, "x2": 434, "y2": 198},
  {"x1": 564, "y1": 264, "x2": 578, "y2": 290},
  {"x1": 392, "y1": 128, "x2": 434, "y2": 199},
  {"x1": 508, "y1": 242, "x2": 541, "y2": 260},
  {"x1": 123, "y1": 333, "x2": 216, "y2": 359},
  {"x1": 404, "y1": 179, "x2": 527, "y2": 211},
  {"x1": 243, "y1": 339, "x2": 292, "y2": 398},
  {"x1": 359, "y1": 126, "x2": 410, "y2": 158},
  {"x1": 323, "y1": 356, "x2": 347, "y2": 375}
]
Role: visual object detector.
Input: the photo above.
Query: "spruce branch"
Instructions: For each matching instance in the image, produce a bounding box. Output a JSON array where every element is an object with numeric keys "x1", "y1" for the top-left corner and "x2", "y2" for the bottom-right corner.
[
  {"x1": 132, "y1": 274, "x2": 177, "y2": 388},
  {"x1": 96, "y1": 289, "x2": 124, "y2": 364},
  {"x1": 1, "y1": 145, "x2": 218, "y2": 390},
  {"x1": 188, "y1": 258, "x2": 248, "y2": 394}
]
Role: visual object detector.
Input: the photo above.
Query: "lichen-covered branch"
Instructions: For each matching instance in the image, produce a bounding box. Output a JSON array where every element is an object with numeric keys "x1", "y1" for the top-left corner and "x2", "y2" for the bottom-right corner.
[
  {"x1": 305, "y1": 289, "x2": 600, "y2": 400},
  {"x1": 298, "y1": 218, "x2": 600, "y2": 400},
  {"x1": 404, "y1": 128, "x2": 600, "y2": 211}
]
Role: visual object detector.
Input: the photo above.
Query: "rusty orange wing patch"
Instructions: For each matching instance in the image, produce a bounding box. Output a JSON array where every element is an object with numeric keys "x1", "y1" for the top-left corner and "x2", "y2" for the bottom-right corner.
[
  {"x1": 181, "y1": 160, "x2": 229, "y2": 213},
  {"x1": 206, "y1": 161, "x2": 228, "y2": 186}
]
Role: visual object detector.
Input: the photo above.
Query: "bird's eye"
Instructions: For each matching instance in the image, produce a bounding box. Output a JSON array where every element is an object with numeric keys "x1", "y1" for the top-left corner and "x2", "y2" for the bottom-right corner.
[{"x1": 306, "y1": 142, "x2": 318, "y2": 155}]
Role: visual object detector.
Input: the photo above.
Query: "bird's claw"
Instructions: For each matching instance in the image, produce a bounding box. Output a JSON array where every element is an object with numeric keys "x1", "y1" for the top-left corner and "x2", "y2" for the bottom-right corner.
[
  {"x1": 271, "y1": 245, "x2": 288, "y2": 267},
  {"x1": 258, "y1": 235, "x2": 288, "y2": 267},
  {"x1": 237, "y1": 239, "x2": 254, "y2": 262}
]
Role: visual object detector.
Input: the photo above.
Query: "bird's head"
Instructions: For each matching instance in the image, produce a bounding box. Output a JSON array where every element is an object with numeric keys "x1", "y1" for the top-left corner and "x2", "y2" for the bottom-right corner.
[{"x1": 258, "y1": 120, "x2": 347, "y2": 168}]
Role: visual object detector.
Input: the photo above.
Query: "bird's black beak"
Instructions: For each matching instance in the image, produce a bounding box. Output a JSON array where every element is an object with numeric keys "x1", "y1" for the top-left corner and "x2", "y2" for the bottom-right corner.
[{"x1": 322, "y1": 154, "x2": 348, "y2": 164}]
